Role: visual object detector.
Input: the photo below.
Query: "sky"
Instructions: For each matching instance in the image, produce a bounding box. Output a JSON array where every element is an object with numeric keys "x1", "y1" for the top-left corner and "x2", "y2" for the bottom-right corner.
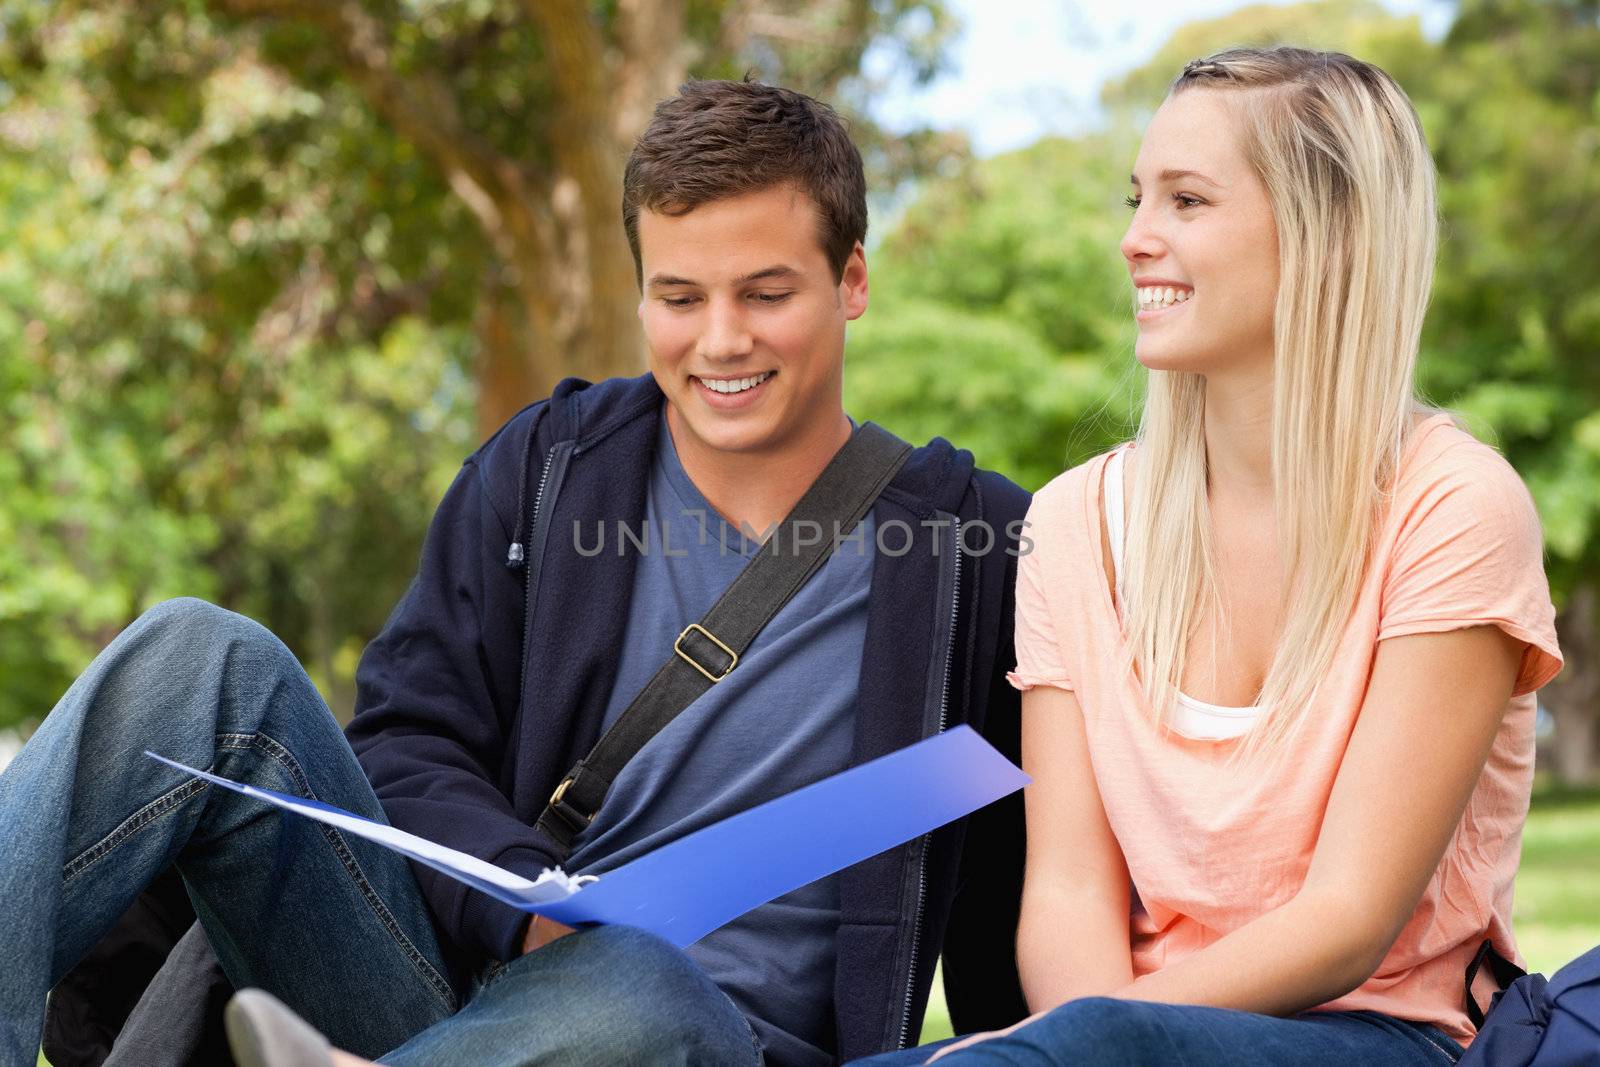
[{"x1": 868, "y1": 0, "x2": 1456, "y2": 157}]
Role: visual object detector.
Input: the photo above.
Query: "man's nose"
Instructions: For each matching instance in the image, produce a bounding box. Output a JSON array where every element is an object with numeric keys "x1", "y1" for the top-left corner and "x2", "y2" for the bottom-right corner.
[{"x1": 698, "y1": 297, "x2": 755, "y2": 361}]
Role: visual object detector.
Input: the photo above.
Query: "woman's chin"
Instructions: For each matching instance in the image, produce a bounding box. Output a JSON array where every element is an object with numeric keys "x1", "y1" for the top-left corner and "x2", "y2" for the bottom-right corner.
[{"x1": 1134, "y1": 345, "x2": 1202, "y2": 373}]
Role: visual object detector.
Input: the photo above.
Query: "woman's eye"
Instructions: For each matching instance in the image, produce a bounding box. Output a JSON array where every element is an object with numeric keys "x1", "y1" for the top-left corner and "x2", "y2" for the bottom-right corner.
[{"x1": 1126, "y1": 192, "x2": 1204, "y2": 211}]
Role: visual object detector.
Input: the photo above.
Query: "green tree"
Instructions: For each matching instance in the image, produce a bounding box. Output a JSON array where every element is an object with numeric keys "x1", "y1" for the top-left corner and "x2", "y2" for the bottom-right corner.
[
  {"x1": 1408, "y1": 0, "x2": 1600, "y2": 783},
  {"x1": 0, "y1": 1, "x2": 964, "y2": 731},
  {"x1": 847, "y1": 134, "x2": 1139, "y2": 490},
  {"x1": 2, "y1": 0, "x2": 960, "y2": 435}
]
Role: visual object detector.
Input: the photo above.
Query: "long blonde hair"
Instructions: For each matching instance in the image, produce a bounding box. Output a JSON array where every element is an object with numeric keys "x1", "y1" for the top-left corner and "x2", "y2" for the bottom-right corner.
[{"x1": 1121, "y1": 47, "x2": 1438, "y2": 755}]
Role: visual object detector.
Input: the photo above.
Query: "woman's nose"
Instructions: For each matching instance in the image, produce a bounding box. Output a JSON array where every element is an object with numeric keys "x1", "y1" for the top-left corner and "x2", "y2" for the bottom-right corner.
[{"x1": 1120, "y1": 204, "x2": 1163, "y2": 265}]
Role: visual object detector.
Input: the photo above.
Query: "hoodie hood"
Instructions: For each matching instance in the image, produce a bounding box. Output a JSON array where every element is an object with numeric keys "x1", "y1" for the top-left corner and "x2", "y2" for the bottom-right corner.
[{"x1": 494, "y1": 374, "x2": 979, "y2": 555}]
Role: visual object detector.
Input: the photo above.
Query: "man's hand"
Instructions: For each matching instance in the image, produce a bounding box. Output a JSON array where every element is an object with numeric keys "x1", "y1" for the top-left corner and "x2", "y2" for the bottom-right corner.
[{"x1": 521, "y1": 914, "x2": 576, "y2": 955}]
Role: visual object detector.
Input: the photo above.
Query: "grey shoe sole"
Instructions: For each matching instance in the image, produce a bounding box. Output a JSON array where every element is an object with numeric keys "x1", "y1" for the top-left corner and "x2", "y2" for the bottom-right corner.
[{"x1": 224, "y1": 988, "x2": 338, "y2": 1067}]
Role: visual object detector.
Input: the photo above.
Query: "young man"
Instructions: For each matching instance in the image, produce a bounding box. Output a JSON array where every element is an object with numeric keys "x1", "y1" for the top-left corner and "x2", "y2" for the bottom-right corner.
[{"x1": 3, "y1": 80, "x2": 1029, "y2": 1066}]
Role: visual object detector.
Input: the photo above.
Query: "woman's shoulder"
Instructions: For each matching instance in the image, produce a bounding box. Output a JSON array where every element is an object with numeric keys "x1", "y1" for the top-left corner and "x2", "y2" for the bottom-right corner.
[
  {"x1": 1397, "y1": 413, "x2": 1536, "y2": 511},
  {"x1": 1388, "y1": 412, "x2": 1543, "y2": 551},
  {"x1": 1021, "y1": 447, "x2": 1127, "y2": 571},
  {"x1": 1028, "y1": 446, "x2": 1126, "y2": 524}
]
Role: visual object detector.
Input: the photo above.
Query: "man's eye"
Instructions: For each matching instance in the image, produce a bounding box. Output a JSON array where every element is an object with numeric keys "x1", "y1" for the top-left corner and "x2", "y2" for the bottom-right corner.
[
  {"x1": 752, "y1": 292, "x2": 793, "y2": 304},
  {"x1": 662, "y1": 296, "x2": 698, "y2": 308}
]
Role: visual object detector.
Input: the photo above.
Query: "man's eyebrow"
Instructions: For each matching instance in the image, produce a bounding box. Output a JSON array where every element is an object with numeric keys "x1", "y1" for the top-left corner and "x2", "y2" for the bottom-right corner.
[
  {"x1": 735, "y1": 265, "x2": 800, "y2": 284},
  {"x1": 1129, "y1": 168, "x2": 1225, "y2": 188},
  {"x1": 645, "y1": 265, "x2": 800, "y2": 288}
]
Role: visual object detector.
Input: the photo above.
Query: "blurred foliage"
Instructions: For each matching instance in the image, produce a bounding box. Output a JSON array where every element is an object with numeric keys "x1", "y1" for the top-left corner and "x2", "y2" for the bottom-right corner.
[
  {"x1": 0, "y1": 0, "x2": 963, "y2": 729},
  {"x1": 0, "y1": 93, "x2": 478, "y2": 719},
  {"x1": 847, "y1": 134, "x2": 1141, "y2": 488}
]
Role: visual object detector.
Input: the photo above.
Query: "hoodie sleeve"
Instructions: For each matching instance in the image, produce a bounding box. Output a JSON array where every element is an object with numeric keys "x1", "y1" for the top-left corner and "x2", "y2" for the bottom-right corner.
[{"x1": 346, "y1": 408, "x2": 562, "y2": 964}]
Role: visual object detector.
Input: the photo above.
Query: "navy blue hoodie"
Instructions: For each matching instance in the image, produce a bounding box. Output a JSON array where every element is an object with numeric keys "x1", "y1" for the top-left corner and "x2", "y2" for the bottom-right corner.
[{"x1": 347, "y1": 374, "x2": 1031, "y2": 1059}]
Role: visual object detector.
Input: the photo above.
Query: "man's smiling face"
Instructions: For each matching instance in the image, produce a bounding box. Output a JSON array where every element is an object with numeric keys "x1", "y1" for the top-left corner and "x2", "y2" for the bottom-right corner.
[{"x1": 637, "y1": 183, "x2": 868, "y2": 458}]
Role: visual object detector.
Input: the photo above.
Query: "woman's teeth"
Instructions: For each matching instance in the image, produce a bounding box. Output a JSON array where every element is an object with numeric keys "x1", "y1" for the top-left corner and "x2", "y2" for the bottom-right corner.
[
  {"x1": 699, "y1": 372, "x2": 774, "y2": 394},
  {"x1": 1137, "y1": 286, "x2": 1191, "y2": 310}
]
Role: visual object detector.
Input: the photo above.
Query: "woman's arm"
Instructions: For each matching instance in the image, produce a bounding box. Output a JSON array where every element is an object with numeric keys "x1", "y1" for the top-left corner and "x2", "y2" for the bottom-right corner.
[
  {"x1": 928, "y1": 685, "x2": 1132, "y2": 1061},
  {"x1": 1112, "y1": 623, "x2": 1523, "y2": 1014},
  {"x1": 1016, "y1": 684, "x2": 1136, "y2": 1010}
]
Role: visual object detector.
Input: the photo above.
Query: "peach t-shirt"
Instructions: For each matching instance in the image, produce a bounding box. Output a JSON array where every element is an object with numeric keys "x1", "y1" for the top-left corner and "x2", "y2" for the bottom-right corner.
[{"x1": 1009, "y1": 416, "x2": 1562, "y2": 1043}]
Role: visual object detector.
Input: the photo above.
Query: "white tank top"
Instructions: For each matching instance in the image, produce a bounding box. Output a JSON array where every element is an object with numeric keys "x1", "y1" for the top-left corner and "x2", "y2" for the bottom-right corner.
[{"x1": 1104, "y1": 447, "x2": 1263, "y2": 741}]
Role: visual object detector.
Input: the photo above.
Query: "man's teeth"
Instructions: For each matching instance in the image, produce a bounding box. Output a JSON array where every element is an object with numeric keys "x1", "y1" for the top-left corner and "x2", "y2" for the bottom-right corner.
[
  {"x1": 699, "y1": 372, "x2": 774, "y2": 395},
  {"x1": 1137, "y1": 286, "x2": 1192, "y2": 309}
]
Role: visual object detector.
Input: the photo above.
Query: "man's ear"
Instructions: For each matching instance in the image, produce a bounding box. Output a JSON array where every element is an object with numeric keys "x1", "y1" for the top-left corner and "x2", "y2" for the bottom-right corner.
[{"x1": 840, "y1": 241, "x2": 869, "y2": 321}]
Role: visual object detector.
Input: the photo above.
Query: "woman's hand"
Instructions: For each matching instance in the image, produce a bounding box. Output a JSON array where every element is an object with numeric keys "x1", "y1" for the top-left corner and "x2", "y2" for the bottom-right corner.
[{"x1": 521, "y1": 914, "x2": 576, "y2": 954}]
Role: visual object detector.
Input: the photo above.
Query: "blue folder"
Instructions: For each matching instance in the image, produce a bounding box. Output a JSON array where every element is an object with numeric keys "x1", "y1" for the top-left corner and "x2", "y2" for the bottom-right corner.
[{"x1": 146, "y1": 724, "x2": 1027, "y2": 948}]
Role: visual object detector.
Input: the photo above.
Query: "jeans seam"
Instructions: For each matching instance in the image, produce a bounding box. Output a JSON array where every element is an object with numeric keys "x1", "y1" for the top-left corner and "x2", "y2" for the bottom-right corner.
[
  {"x1": 65, "y1": 730, "x2": 456, "y2": 1017},
  {"x1": 63, "y1": 777, "x2": 209, "y2": 882},
  {"x1": 214, "y1": 732, "x2": 458, "y2": 1016},
  {"x1": 747, "y1": 1016, "x2": 764, "y2": 1064},
  {"x1": 1419, "y1": 1028, "x2": 1463, "y2": 1063}
]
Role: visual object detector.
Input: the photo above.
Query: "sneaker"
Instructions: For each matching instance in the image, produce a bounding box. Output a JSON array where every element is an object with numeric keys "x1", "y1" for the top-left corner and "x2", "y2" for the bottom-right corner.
[{"x1": 223, "y1": 988, "x2": 337, "y2": 1067}]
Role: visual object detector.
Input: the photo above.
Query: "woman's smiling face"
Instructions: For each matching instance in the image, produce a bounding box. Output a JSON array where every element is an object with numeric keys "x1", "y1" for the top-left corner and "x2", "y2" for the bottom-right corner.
[{"x1": 1121, "y1": 88, "x2": 1280, "y2": 378}]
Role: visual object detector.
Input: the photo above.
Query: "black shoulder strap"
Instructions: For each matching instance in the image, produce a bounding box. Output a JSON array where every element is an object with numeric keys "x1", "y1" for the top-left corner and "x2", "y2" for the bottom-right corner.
[
  {"x1": 535, "y1": 422, "x2": 914, "y2": 858},
  {"x1": 1464, "y1": 937, "x2": 1529, "y2": 1028}
]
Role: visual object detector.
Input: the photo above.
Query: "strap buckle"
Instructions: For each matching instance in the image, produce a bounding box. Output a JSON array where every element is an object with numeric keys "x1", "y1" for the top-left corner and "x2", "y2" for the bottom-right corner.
[
  {"x1": 674, "y1": 623, "x2": 738, "y2": 682},
  {"x1": 546, "y1": 776, "x2": 594, "y2": 829}
]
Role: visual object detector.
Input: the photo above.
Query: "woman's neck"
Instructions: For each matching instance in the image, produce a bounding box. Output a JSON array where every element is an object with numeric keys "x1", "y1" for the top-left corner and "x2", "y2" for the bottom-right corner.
[{"x1": 1202, "y1": 366, "x2": 1274, "y2": 501}]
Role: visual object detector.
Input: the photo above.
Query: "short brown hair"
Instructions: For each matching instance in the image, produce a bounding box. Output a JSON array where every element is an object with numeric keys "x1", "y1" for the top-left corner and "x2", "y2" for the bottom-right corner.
[{"x1": 622, "y1": 79, "x2": 868, "y2": 285}]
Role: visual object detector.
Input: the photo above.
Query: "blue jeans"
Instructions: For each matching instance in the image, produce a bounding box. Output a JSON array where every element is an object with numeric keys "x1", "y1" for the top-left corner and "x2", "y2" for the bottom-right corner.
[
  {"x1": 0, "y1": 598, "x2": 758, "y2": 1066},
  {"x1": 854, "y1": 999, "x2": 1464, "y2": 1065}
]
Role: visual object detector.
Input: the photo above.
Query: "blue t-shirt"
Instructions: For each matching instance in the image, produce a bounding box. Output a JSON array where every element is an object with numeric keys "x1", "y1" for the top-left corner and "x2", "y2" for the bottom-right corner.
[{"x1": 565, "y1": 413, "x2": 873, "y2": 1067}]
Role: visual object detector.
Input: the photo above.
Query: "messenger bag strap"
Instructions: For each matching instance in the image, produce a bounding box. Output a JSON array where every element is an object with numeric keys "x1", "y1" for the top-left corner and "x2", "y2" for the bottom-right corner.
[
  {"x1": 535, "y1": 422, "x2": 913, "y2": 858},
  {"x1": 1464, "y1": 937, "x2": 1529, "y2": 1028}
]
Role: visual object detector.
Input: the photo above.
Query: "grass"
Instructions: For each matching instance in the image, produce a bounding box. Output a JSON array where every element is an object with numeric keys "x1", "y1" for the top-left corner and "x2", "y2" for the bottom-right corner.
[
  {"x1": 1508, "y1": 784, "x2": 1600, "y2": 975},
  {"x1": 918, "y1": 785, "x2": 1600, "y2": 1046}
]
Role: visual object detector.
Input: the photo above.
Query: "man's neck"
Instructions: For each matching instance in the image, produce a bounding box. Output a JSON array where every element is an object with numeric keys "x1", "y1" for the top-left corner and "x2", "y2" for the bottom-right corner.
[{"x1": 666, "y1": 405, "x2": 855, "y2": 539}]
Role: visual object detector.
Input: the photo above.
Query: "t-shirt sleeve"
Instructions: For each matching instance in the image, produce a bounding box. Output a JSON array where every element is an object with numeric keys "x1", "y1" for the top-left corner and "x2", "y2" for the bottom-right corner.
[
  {"x1": 1378, "y1": 443, "x2": 1562, "y2": 696},
  {"x1": 1008, "y1": 491, "x2": 1076, "y2": 692}
]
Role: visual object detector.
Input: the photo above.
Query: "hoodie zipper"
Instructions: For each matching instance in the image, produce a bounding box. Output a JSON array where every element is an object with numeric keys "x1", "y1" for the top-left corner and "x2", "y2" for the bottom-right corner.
[
  {"x1": 897, "y1": 517, "x2": 962, "y2": 1049},
  {"x1": 517, "y1": 440, "x2": 573, "y2": 683}
]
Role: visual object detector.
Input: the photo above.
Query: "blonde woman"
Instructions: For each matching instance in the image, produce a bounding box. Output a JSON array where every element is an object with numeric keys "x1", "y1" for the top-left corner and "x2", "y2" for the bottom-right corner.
[{"x1": 856, "y1": 46, "x2": 1561, "y2": 1066}]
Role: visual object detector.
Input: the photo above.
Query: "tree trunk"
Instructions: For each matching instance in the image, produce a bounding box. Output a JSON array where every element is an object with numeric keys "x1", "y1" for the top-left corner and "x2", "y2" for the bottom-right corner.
[
  {"x1": 214, "y1": 0, "x2": 684, "y2": 431},
  {"x1": 476, "y1": 270, "x2": 544, "y2": 441},
  {"x1": 1544, "y1": 581, "x2": 1600, "y2": 785}
]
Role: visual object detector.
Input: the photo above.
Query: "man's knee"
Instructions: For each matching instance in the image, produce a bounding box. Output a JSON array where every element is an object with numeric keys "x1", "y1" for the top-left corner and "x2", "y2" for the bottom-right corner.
[
  {"x1": 80, "y1": 597, "x2": 310, "y2": 742},
  {"x1": 129, "y1": 597, "x2": 297, "y2": 681},
  {"x1": 135, "y1": 596, "x2": 265, "y2": 652}
]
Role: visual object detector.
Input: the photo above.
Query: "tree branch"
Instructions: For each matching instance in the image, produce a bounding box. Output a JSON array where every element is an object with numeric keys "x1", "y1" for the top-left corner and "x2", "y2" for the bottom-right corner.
[
  {"x1": 513, "y1": 0, "x2": 625, "y2": 187},
  {"x1": 214, "y1": 0, "x2": 519, "y2": 238},
  {"x1": 612, "y1": 0, "x2": 688, "y2": 143}
]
